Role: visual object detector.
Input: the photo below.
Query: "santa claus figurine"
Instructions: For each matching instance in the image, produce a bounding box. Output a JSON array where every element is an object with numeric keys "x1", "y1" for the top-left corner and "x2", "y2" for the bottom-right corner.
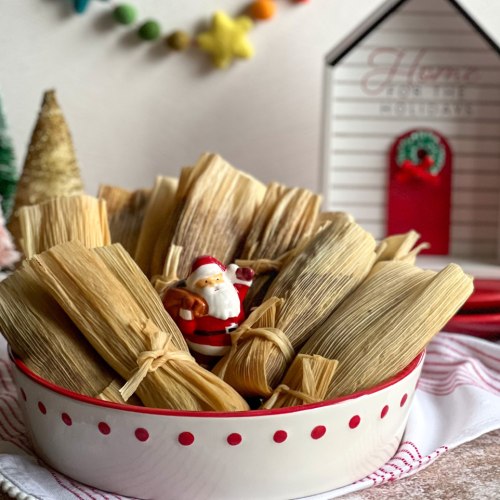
[{"x1": 163, "y1": 256, "x2": 254, "y2": 366}]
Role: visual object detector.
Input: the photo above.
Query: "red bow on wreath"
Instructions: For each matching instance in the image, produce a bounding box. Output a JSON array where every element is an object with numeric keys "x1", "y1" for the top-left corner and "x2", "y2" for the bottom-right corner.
[{"x1": 396, "y1": 154, "x2": 440, "y2": 186}]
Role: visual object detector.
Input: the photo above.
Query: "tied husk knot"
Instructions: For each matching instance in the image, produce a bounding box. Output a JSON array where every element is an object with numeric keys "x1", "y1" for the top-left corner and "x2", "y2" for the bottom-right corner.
[
  {"x1": 262, "y1": 354, "x2": 339, "y2": 409},
  {"x1": 214, "y1": 297, "x2": 293, "y2": 396},
  {"x1": 120, "y1": 319, "x2": 194, "y2": 401},
  {"x1": 152, "y1": 244, "x2": 183, "y2": 297},
  {"x1": 261, "y1": 384, "x2": 321, "y2": 410}
]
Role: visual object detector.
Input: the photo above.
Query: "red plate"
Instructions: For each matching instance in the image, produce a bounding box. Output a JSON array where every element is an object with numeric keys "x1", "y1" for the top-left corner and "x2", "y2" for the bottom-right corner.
[
  {"x1": 460, "y1": 279, "x2": 500, "y2": 312},
  {"x1": 444, "y1": 312, "x2": 500, "y2": 339}
]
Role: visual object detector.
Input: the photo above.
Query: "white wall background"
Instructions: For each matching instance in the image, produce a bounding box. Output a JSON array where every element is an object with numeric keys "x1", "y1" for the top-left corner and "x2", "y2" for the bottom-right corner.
[{"x1": 1, "y1": 0, "x2": 498, "y2": 196}]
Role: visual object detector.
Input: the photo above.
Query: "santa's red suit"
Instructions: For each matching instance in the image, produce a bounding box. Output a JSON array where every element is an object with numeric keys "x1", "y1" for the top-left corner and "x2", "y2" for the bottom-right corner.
[{"x1": 172, "y1": 256, "x2": 253, "y2": 363}]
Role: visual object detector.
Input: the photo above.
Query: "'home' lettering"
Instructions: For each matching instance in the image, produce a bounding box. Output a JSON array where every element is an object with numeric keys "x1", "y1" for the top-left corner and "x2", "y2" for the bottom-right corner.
[{"x1": 361, "y1": 48, "x2": 480, "y2": 96}]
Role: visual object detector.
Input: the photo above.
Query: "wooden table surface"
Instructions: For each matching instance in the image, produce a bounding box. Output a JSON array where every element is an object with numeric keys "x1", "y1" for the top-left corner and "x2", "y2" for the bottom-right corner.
[{"x1": 0, "y1": 429, "x2": 498, "y2": 499}]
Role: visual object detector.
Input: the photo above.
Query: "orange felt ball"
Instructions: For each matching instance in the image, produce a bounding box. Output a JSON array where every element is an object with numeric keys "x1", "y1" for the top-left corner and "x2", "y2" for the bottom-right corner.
[{"x1": 249, "y1": 0, "x2": 277, "y2": 21}]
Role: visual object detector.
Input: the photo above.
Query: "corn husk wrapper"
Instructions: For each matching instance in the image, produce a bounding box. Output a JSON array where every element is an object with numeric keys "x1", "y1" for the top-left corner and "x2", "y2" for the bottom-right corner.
[
  {"x1": 151, "y1": 167, "x2": 195, "y2": 280},
  {"x1": 214, "y1": 220, "x2": 377, "y2": 397},
  {"x1": 31, "y1": 241, "x2": 249, "y2": 411},
  {"x1": 98, "y1": 185, "x2": 150, "y2": 256},
  {"x1": 238, "y1": 183, "x2": 321, "y2": 311},
  {"x1": 315, "y1": 212, "x2": 354, "y2": 232},
  {"x1": 262, "y1": 354, "x2": 339, "y2": 409},
  {"x1": 9, "y1": 90, "x2": 84, "y2": 243},
  {"x1": 151, "y1": 154, "x2": 266, "y2": 278},
  {"x1": 152, "y1": 244, "x2": 184, "y2": 298},
  {"x1": 301, "y1": 261, "x2": 473, "y2": 398},
  {"x1": 93, "y1": 243, "x2": 187, "y2": 352},
  {"x1": 376, "y1": 231, "x2": 430, "y2": 264},
  {"x1": 18, "y1": 195, "x2": 111, "y2": 259},
  {"x1": 0, "y1": 264, "x2": 131, "y2": 404},
  {"x1": 134, "y1": 176, "x2": 178, "y2": 277},
  {"x1": 240, "y1": 183, "x2": 321, "y2": 261}
]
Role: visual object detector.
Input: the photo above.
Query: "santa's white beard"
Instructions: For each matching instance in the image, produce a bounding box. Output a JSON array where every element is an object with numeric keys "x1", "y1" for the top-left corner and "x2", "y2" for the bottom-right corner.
[{"x1": 198, "y1": 281, "x2": 241, "y2": 320}]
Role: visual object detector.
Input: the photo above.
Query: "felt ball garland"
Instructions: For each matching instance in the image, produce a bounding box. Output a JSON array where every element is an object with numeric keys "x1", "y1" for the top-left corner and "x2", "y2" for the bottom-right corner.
[
  {"x1": 138, "y1": 20, "x2": 162, "y2": 41},
  {"x1": 113, "y1": 4, "x2": 137, "y2": 25},
  {"x1": 67, "y1": 0, "x2": 310, "y2": 69}
]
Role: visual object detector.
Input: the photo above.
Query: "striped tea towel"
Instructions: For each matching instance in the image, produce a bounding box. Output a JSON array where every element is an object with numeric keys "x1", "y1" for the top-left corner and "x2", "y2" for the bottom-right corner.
[{"x1": 0, "y1": 332, "x2": 498, "y2": 500}]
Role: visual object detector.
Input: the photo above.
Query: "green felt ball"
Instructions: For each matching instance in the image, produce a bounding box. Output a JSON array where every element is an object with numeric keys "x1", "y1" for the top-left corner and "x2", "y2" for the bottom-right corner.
[
  {"x1": 138, "y1": 20, "x2": 161, "y2": 41},
  {"x1": 113, "y1": 4, "x2": 137, "y2": 25}
]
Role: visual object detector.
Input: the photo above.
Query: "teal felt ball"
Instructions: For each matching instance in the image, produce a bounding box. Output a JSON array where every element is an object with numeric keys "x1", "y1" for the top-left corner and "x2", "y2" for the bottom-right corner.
[
  {"x1": 113, "y1": 4, "x2": 138, "y2": 25},
  {"x1": 138, "y1": 20, "x2": 161, "y2": 41}
]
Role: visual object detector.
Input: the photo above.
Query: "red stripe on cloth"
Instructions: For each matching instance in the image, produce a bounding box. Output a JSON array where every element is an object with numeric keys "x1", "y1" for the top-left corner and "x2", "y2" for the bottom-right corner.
[
  {"x1": 0, "y1": 407, "x2": 26, "y2": 441},
  {"x1": 423, "y1": 354, "x2": 500, "y2": 392},
  {"x1": 424, "y1": 358, "x2": 500, "y2": 383},
  {"x1": 401, "y1": 441, "x2": 423, "y2": 460},
  {"x1": 418, "y1": 378, "x2": 495, "y2": 396},
  {"x1": 46, "y1": 467, "x2": 86, "y2": 500},
  {"x1": 67, "y1": 478, "x2": 100, "y2": 500},
  {"x1": 0, "y1": 395, "x2": 25, "y2": 428},
  {"x1": 441, "y1": 334, "x2": 500, "y2": 362},
  {"x1": 384, "y1": 462, "x2": 406, "y2": 476},
  {"x1": 88, "y1": 487, "x2": 110, "y2": 500},
  {"x1": 379, "y1": 467, "x2": 397, "y2": 480},
  {"x1": 0, "y1": 360, "x2": 16, "y2": 384},
  {"x1": 423, "y1": 367, "x2": 500, "y2": 393},
  {"x1": 0, "y1": 367, "x2": 11, "y2": 392},
  {"x1": 0, "y1": 418, "x2": 31, "y2": 454},
  {"x1": 432, "y1": 337, "x2": 500, "y2": 363},
  {"x1": 423, "y1": 361, "x2": 500, "y2": 388},
  {"x1": 421, "y1": 365, "x2": 500, "y2": 393}
]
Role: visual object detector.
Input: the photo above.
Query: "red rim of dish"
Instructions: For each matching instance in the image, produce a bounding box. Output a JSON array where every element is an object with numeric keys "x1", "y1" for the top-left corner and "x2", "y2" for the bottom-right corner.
[{"x1": 10, "y1": 348, "x2": 424, "y2": 418}]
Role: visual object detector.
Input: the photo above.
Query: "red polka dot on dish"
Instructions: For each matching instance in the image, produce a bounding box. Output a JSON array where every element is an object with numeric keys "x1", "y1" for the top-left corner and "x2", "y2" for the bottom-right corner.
[
  {"x1": 38, "y1": 402, "x2": 46, "y2": 415},
  {"x1": 135, "y1": 428, "x2": 149, "y2": 442},
  {"x1": 381, "y1": 405, "x2": 389, "y2": 419},
  {"x1": 273, "y1": 430, "x2": 288, "y2": 443},
  {"x1": 400, "y1": 393, "x2": 408, "y2": 407},
  {"x1": 227, "y1": 433, "x2": 242, "y2": 446},
  {"x1": 98, "y1": 422, "x2": 111, "y2": 435},
  {"x1": 61, "y1": 413, "x2": 72, "y2": 426},
  {"x1": 178, "y1": 432, "x2": 195, "y2": 446},
  {"x1": 311, "y1": 425, "x2": 326, "y2": 440},
  {"x1": 349, "y1": 415, "x2": 361, "y2": 429}
]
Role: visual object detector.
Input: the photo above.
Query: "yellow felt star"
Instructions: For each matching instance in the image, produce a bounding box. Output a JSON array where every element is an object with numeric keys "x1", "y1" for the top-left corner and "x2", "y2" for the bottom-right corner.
[{"x1": 197, "y1": 11, "x2": 254, "y2": 69}]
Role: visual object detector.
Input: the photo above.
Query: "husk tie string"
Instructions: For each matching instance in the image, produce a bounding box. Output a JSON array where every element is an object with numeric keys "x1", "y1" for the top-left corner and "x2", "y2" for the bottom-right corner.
[
  {"x1": 261, "y1": 384, "x2": 321, "y2": 409},
  {"x1": 216, "y1": 297, "x2": 295, "y2": 380},
  {"x1": 120, "y1": 319, "x2": 194, "y2": 401}
]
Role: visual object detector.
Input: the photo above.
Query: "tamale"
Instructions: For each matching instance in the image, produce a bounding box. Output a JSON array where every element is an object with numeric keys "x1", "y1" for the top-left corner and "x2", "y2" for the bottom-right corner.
[
  {"x1": 134, "y1": 176, "x2": 178, "y2": 277},
  {"x1": 93, "y1": 243, "x2": 187, "y2": 352},
  {"x1": 32, "y1": 241, "x2": 249, "y2": 411},
  {"x1": 150, "y1": 154, "x2": 266, "y2": 278},
  {"x1": 238, "y1": 183, "x2": 321, "y2": 310},
  {"x1": 151, "y1": 167, "x2": 195, "y2": 279},
  {"x1": 240, "y1": 183, "x2": 321, "y2": 261},
  {"x1": 262, "y1": 354, "x2": 338, "y2": 409},
  {"x1": 98, "y1": 185, "x2": 150, "y2": 256},
  {"x1": 0, "y1": 263, "x2": 130, "y2": 404},
  {"x1": 301, "y1": 262, "x2": 473, "y2": 398},
  {"x1": 314, "y1": 212, "x2": 354, "y2": 232},
  {"x1": 18, "y1": 195, "x2": 111, "y2": 259},
  {"x1": 214, "y1": 220, "x2": 377, "y2": 397}
]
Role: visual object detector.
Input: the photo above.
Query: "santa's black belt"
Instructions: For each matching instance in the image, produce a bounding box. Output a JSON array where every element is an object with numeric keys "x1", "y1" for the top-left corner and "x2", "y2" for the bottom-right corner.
[{"x1": 194, "y1": 326, "x2": 238, "y2": 336}]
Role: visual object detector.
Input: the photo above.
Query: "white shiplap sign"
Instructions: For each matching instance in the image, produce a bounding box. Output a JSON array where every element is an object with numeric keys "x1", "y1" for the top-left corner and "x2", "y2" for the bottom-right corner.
[{"x1": 323, "y1": 0, "x2": 500, "y2": 260}]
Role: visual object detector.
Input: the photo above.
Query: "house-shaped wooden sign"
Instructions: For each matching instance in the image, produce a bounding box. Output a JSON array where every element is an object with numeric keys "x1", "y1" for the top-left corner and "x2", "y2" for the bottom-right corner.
[{"x1": 322, "y1": 0, "x2": 500, "y2": 266}]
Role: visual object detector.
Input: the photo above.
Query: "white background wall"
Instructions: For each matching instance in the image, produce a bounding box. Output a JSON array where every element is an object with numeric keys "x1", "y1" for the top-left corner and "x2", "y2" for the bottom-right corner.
[{"x1": 0, "y1": 0, "x2": 498, "y2": 196}]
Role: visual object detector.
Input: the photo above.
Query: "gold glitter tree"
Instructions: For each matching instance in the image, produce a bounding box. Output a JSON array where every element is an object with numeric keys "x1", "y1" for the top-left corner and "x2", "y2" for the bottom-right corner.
[{"x1": 9, "y1": 90, "x2": 84, "y2": 242}]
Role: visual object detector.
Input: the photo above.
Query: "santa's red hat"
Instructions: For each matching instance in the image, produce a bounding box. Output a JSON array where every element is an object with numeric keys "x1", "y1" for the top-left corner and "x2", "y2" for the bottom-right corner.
[{"x1": 187, "y1": 256, "x2": 226, "y2": 288}]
